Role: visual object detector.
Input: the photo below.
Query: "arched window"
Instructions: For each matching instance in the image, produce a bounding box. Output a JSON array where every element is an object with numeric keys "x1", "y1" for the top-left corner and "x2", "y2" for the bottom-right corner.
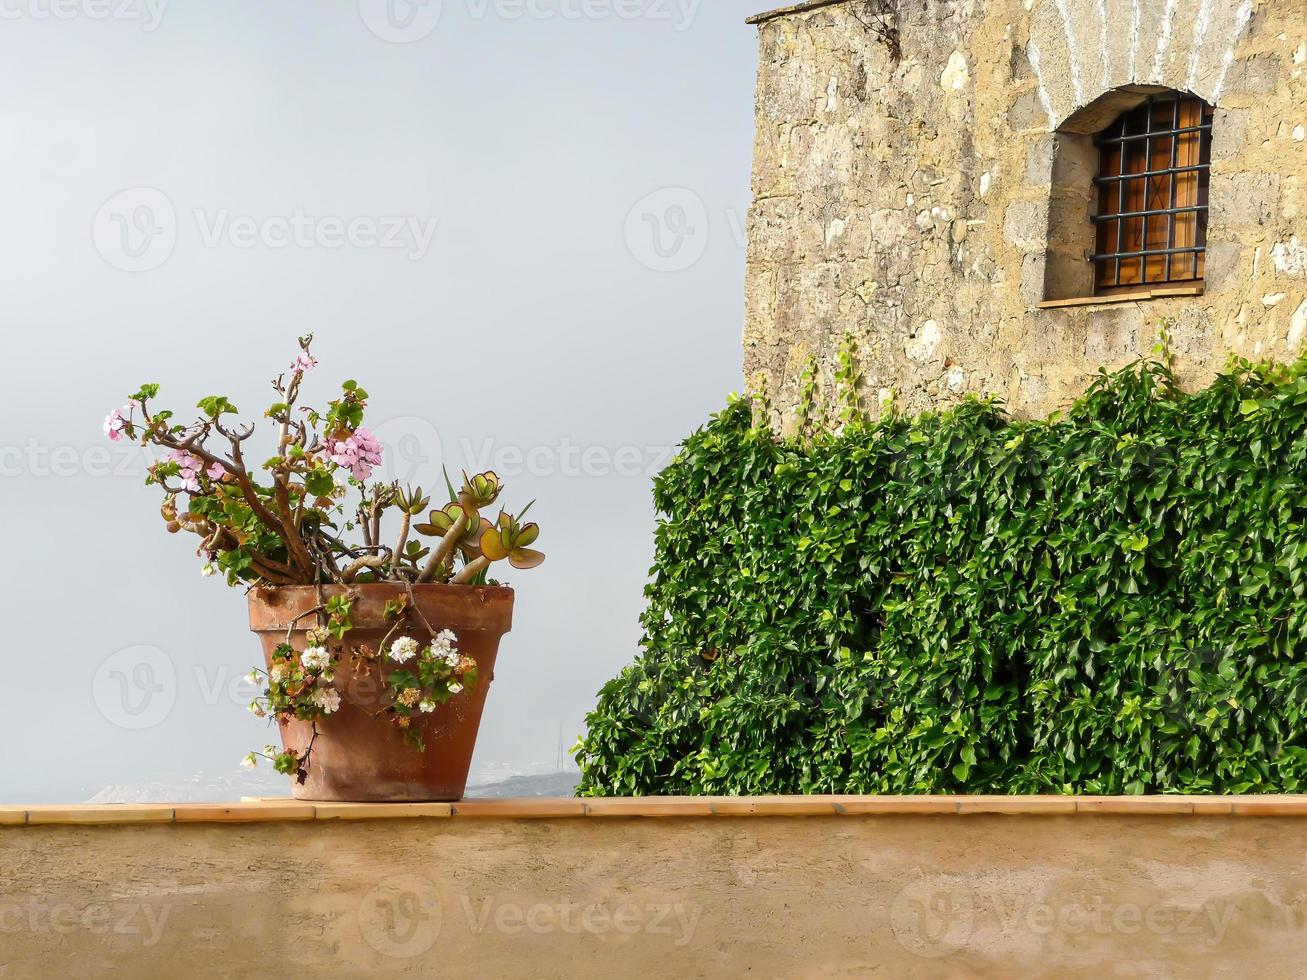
[{"x1": 1090, "y1": 94, "x2": 1214, "y2": 294}]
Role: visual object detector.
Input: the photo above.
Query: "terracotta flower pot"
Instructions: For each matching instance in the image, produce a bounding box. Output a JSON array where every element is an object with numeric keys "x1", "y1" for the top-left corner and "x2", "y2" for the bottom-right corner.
[{"x1": 247, "y1": 583, "x2": 514, "y2": 802}]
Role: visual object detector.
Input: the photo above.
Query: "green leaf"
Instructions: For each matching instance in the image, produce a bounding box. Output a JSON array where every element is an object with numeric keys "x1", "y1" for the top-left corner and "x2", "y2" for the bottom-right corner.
[{"x1": 197, "y1": 395, "x2": 238, "y2": 417}]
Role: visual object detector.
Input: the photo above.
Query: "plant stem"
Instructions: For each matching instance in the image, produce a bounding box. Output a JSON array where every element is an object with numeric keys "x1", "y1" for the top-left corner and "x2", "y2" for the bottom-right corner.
[
  {"x1": 451, "y1": 556, "x2": 490, "y2": 585},
  {"x1": 341, "y1": 554, "x2": 388, "y2": 583},
  {"x1": 390, "y1": 512, "x2": 411, "y2": 578},
  {"x1": 417, "y1": 511, "x2": 469, "y2": 583}
]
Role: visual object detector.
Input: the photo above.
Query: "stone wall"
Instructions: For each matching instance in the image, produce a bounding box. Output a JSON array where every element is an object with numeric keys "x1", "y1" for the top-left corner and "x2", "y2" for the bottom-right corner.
[
  {"x1": 744, "y1": 0, "x2": 1307, "y2": 426},
  {"x1": 6, "y1": 802, "x2": 1307, "y2": 977}
]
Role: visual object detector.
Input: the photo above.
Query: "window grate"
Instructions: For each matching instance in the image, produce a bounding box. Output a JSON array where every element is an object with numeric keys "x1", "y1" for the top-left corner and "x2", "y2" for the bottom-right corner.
[{"x1": 1090, "y1": 94, "x2": 1214, "y2": 293}]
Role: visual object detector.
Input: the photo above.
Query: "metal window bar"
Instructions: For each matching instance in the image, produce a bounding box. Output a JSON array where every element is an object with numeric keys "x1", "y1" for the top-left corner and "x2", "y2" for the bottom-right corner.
[
  {"x1": 1091, "y1": 94, "x2": 1213, "y2": 292},
  {"x1": 1089, "y1": 245, "x2": 1204, "y2": 262},
  {"x1": 1113, "y1": 113, "x2": 1126, "y2": 285},
  {"x1": 1092, "y1": 163, "x2": 1211, "y2": 184},
  {"x1": 1140, "y1": 99, "x2": 1151, "y2": 286},
  {"x1": 1166, "y1": 97, "x2": 1180, "y2": 280},
  {"x1": 1094, "y1": 124, "x2": 1211, "y2": 145},
  {"x1": 1091, "y1": 204, "x2": 1207, "y2": 222}
]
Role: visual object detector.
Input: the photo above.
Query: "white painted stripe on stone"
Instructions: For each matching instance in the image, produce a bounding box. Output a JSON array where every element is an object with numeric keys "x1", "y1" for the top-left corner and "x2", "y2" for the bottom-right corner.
[
  {"x1": 1129, "y1": 0, "x2": 1142, "y2": 81},
  {"x1": 1027, "y1": 41, "x2": 1059, "y2": 128},
  {"x1": 1187, "y1": 0, "x2": 1216, "y2": 91},
  {"x1": 1151, "y1": 0, "x2": 1178, "y2": 82},
  {"x1": 1211, "y1": 0, "x2": 1255, "y2": 103},
  {"x1": 1096, "y1": 0, "x2": 1111, "y2": 87},
  {"x1": 1053, "y1": 0, "x2": 1085, "y2": 104}
]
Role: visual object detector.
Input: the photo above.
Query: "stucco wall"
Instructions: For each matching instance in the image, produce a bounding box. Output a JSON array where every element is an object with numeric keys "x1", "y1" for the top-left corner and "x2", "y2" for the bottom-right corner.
[
  {"x1": 5, "y1": 807, "x2": 1307, "y2": 978},
  {"x1": 744, "y1": 0, "x2": 1307, "y2": 427}
]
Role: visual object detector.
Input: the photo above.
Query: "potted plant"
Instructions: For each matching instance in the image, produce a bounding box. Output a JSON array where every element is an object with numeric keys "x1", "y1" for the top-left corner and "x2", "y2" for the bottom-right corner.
[{"x1": 104, "y1": 337, "x2": 544, "y2": 802}]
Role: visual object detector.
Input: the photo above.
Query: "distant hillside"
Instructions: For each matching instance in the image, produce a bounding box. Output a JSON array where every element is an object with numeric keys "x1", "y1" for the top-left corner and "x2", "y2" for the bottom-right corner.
[{"x1": 465, "y1": 771, "x2": 580, "y2": 798}]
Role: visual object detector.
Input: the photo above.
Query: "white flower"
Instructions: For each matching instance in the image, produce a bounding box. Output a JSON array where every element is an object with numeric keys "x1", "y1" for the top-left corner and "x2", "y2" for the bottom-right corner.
[
  {"x1": 448, "y1": 682, "x2": 464, "y2": 695},
  {"x1": 311, "y1": 687, "x2": 342, "y2": 714},
  {"x1": 244, "y1": 670, "x2": 261, "y2": 686},
  {"x1": 389, "y1": 637, "x2": 420, "y2": 663},
  {"x1": 444, "y1": 651, "x2": 460, "y2": 668},
  {"x1": 428, "y1": 629, "x2": 458, "y2": 659},
  {"x1": 419, "y1": 700, "x2": 436, "y2": 714},
  {"x1": 241, "y1": 753, "x2": 257, "y2": 770},
  {"x1": 201, "y1": 563, "x2": 216, "y2": 577},
  {"x1": 301, "y1": 646, "x2": 331, "y2": 671}
]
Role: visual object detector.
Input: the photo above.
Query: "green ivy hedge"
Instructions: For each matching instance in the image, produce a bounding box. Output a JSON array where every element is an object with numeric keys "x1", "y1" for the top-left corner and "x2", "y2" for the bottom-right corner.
[{"x1": 575, "y1": 358, "x2": 1307, "y2": 796}]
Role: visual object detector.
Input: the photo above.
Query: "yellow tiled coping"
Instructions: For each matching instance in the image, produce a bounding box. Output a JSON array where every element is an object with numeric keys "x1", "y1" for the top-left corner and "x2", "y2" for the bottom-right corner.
[{"x1": 4, "y1": 795, "x2": 1307, "y2": 826}]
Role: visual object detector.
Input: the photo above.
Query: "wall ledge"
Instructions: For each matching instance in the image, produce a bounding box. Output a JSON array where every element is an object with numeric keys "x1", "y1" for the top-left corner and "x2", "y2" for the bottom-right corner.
[
  {"x1": 1036, "y1": 285, "x2": 1205, "y2": 309},
  {"x1": 6, "y1": 794, "x2": 1307, "y2": 826},
  {"x1": 746, "y1": 0, "x2": 856, "y2": 26}
]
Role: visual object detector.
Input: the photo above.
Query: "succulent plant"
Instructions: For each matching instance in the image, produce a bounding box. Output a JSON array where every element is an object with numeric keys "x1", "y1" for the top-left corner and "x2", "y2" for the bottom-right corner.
[
  {"x1": 481, "y1": 512, "x2": 544, "y2": 569},
  {"x1": 458, "y1": 470, "x2": 502, "y2": 515},
  {"x1": 452, "y1": 507, "x2": 545, "y2": 584}
]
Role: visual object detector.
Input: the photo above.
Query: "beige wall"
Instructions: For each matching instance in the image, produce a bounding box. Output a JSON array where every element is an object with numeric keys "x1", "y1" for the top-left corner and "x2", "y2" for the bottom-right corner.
[
  {"x1": 4, "y1": 813, "x2": 1307, "y2": 977},
  {"x1": 744, "y1": 0, "x2": 1307, "y2": 427}
]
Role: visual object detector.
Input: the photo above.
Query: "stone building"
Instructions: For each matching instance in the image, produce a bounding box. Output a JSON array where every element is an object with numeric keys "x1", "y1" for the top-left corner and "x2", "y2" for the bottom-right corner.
[{"x1": 743, "y1": 0, "x2": 1307, "y2": 426}]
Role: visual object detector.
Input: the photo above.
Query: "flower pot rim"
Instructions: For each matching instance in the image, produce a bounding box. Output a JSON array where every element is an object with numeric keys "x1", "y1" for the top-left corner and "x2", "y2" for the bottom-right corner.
[
  {"x1": 250, "y1": 582, "x2": 515, "y2": 597},
  {"x1": 247, "y1": 581, "x2": 516, "y2": 635}
]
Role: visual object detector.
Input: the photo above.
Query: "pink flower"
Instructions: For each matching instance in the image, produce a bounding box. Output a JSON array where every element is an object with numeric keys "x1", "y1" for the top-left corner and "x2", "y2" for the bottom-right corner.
[
  {"x1": 166, "y1": 449, "x2": 204, "y2": 492},
  {"x1": 325, "y1": 427, "x2": 384, "y2": 482},
  {"x1": 206, "y1": 460, "x2": 226, "y2": 481},
  {"x1": 103, "y1": 405, "x2": 131, "y2": 442},
  {"x1": 290, "y1": 352, "x2": 318, "y2": 374}
]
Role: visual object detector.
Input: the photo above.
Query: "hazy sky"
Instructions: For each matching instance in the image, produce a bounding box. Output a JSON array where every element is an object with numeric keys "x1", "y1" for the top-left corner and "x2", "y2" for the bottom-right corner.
[{"x1": 0, "y1": 1, "x2": 782, "y2": 802}]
